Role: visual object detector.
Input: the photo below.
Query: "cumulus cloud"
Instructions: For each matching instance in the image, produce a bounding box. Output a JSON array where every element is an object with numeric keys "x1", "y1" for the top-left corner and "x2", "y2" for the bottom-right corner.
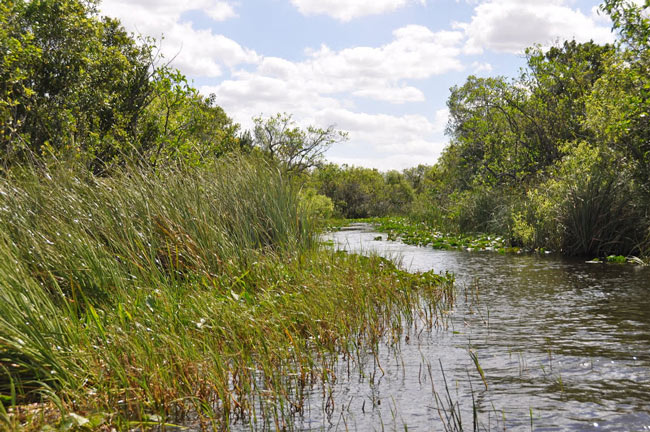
[
  {"x1": 99, "y1": 0, "x2": 255, "y2": 77},
  {"x1": 456, "y1": 0, "x2": 615, "y2": 54},
  {"x1": 203, "y1": 64, "x2": 448, "y2": 169},
  {"x1": 306, "y1": 26, "x2": 463, "y2": 99},
  {"x1": 203, "y1": 23, "x2": 464, "y2": 112},
  {"x1": 199, "y1": 25, "x2": 462, "y2": 166},
  {"x1": 312, "y1": 109, "x2": 447, "y2": 170},
  {"x1": 201, "y1": 77, "x2": 446, "y2": 171},
  {"x1": 97, "y1": 0, "x2": 618, "y2": 169},
  {"x1": 204, "y1": 2, "x2": 238, "y2": 21},
  {"x1": 202, "y1": 25, "x2": 463, "y2": 132},
  {"x1": 471, "y1": 61, "x2": 493, "y2": 74},
  {"x1": 289, "y1": 0, "x2": 426, "y2": 21}
]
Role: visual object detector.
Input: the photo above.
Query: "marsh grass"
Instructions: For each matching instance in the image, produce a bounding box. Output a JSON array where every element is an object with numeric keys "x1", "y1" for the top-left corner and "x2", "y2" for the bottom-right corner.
[{"x1": 0, "y1": 158, "x2": 454, "y2": 430}]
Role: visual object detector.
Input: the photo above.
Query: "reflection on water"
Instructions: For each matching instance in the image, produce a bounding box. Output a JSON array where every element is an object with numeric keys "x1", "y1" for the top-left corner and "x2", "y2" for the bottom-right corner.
[{"x1": 311, "y1": 223, "x2": 650, "y2": 431}]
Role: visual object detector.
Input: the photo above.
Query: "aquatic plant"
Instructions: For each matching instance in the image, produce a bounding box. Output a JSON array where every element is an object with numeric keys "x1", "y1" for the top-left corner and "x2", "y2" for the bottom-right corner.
[
  {"x1": 0, "y1": 159, "x2": 454, "y2": 430},
  {"x1": 364, "y1": 217, "x2": 511, "y2": 253}
]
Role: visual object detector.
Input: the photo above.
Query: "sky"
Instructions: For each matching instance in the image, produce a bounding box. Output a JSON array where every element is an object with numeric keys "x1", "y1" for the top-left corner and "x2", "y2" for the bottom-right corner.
[{"x1": 98, "y1": 0, "x2": 619, "y2": 171}]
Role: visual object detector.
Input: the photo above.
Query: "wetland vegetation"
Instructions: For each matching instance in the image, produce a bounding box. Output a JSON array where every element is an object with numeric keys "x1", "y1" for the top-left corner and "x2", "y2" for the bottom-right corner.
[
  {"x1": 0, "y1": 159, "x2": 454, "y2": 430},
  {"x1": 308, "y1": 0, "x2": 650, "y2": 261},
  {"x1": 1, "y1": 0, "x2": 649, "y2": 429}
]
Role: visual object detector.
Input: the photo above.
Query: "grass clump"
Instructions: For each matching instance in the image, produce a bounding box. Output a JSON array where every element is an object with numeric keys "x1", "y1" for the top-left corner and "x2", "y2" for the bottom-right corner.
[{"x1": 0, "y1": 158, "x2": 454, "y2": 430}]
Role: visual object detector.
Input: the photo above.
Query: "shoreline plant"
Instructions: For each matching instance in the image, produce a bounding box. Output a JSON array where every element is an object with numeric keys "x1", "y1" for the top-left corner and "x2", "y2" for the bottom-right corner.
[{"x1": 0, "y1": 158, "x2": 454, "y2": 430}]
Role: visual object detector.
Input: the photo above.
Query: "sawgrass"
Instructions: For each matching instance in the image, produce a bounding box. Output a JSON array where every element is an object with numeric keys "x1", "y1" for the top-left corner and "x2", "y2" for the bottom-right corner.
[{"x1": 0, "y1": 158, "x2": 454, "y2": 430}]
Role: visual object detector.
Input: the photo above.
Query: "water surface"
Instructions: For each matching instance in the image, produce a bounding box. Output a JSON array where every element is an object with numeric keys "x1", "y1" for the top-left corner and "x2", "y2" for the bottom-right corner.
[{"x1": 311, "y1": 223, "x2": 650, "y2": 431}]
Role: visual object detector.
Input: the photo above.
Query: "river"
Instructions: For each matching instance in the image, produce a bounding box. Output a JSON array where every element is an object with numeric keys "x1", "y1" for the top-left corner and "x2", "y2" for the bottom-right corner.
[{"x1": 306, "y1": 223, "x2": 650, "y2": 431}]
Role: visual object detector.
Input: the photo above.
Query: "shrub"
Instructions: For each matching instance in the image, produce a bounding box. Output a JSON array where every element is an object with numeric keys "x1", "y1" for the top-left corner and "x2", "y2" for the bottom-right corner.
[
  {"x1": 515, "y1": 142, "x2": 648, "y2": 256},
  {"x1": 299, "y1": 187, "x2": 334, "y2": 220}
]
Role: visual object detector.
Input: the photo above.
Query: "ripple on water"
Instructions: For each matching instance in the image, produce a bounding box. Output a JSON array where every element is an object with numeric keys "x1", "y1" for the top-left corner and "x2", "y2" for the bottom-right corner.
[{"x1": 313, "y1": 224, "x2": 650, "y2": 431}]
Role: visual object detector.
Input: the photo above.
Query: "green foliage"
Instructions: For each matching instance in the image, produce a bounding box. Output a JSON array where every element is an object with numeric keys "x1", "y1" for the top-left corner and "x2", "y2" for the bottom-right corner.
[
  {"x1": 446, "y1": 76, "x2": 539, "y2": 187},
  {"x1": 142, "y1": 68, "x2": 242, "y2": 167},
  {"x1": 0, "y1": 162, "x2": 454, "y2": 428},
  {"x1": 299, "y1": 187, "x2": 334, "y2": 220},
  {"x1": 606, "y1": 254, "x2": 627, "y2": 263},
  {"x1": 0, "y1": 0, "x2": 156, "y2": 169},
  {"x1": 425, "y1": 25, "x2": 650, "y2": 257},
  {"x1": 523, "y1": 41, "x2": 615, "y2": 145},
  {"x1": 310, "y1": 164, "x2": 415, "y2": 218},
  {"x1": 0, "y1": 0, "x2": 242, "y2": 171},
  {"x1": 302, "y1": 15, "x2": 649, "y2": 259},
  {"x1": 253, "y1": 113, "x2": 348, "y2": 175},
  {"x1": 515, "y1": 142, "x2": 647, "y2": 256},
  {"x1": 0, "y1": 156, "x2": 312, "y2": 303},
  {"x1": 368, "y1": 217, "x2": 509, "y2": 252},
  {"x1": 595, "y1": 0, "x2": 650, "y2": 196},
  {"x1": 444, "y1": 41, "x2": 614, "y2": 192},
  {"x1": 402, "y1": 164, "x2": 431, "y2": 193}
]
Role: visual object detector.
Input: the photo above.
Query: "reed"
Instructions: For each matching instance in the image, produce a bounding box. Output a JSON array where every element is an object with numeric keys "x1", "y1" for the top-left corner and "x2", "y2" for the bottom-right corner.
[{"x1": 0, "y1": 158, "x2": 453, "y2": 430}]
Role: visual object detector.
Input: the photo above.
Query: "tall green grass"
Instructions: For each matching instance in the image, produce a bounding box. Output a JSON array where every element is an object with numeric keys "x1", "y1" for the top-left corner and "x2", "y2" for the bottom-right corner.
[
  {"x1": 0, "y1": 158, "x2": 453, "y2": 430},
  {"x1": 0, "y1": 156, "x2": 312, "y2": 300}
]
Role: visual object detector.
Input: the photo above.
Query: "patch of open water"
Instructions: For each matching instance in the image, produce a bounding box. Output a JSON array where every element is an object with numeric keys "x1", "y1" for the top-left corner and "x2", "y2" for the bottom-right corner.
[{"x1": 296, "y1": 223, "x2": 650, "y2": 431}]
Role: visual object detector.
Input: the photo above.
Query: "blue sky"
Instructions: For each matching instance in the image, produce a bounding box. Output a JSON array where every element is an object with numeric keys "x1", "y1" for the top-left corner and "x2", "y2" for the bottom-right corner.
[{"x1": 99, "y1": 0, "x2": 618, "y2": 170}]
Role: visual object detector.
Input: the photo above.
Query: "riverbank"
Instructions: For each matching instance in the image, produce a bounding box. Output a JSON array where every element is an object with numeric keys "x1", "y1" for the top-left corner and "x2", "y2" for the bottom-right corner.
[{"x1": 0, "y1": 162, "x2": 453, "y2": 430}]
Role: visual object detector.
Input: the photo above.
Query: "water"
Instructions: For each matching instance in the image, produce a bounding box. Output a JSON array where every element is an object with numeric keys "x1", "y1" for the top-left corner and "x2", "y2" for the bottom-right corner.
[{"x1": 307, "y1": 223, "x2": 650, "y2": 431}]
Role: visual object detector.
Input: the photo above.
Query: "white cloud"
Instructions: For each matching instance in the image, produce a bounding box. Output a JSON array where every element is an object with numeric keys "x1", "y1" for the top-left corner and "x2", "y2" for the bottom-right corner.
[
  {"x1": 432, "y1": 108, "x2": 449, "y2": 132},
  {"x1": 294, "y1": 109, "x2": 443, "y2": 170},
  {"x1": 352, "y1": 86, "x2": 425, "y2": 104},
  {"x1": 201, "y1": 79, "x2": 446, "y2": 171},
  {"x1": 205, "y1": 24, "x2": 463, "y2": 109},
  {"x1": 202, "y1": 63, "x2": 448, "y2": 169},
  {"x1": 98, "y1": 0, "x2": 619, "y2": 170},
  {"x1": 290, "y1": 0, "x2": 426, "y2": 21},
  {"x1": 328, "y1": 149, "x2": 445, "y2": 171},
  {"x1": 315, "y1": 109, "x2": 443, "y2": 152},
  {"x1": 302, "y1": 26, "x2": 464, "y2": 99},
  {"x1": 204, "y1": 2, "x2": 238, "y2": 21},
  {"x1": 100, "y1": 0, "x2": 253, "y2": 77},
  {"x1": 471, "y1": 61, "x2": 493, "y2": 74},
  {"x1": 200, "y1": 25, "x2": 460, "y2": 167},
  {"x1": 457, "y1": 0, "x2": 615, "y2": 54}
]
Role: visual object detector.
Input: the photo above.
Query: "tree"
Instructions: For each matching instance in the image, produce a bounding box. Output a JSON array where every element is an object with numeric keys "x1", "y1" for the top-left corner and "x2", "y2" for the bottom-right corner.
[
  {"x1": 402, "y1": 164, "x2": 431, "y2": 193},
  {"x1": 0, "y1": 0, "x2": 242, "y2": 172},
  {"x1": 384, "y1": 170, "x2": 415, "y2": 212},
  {"x1": 0, "y1": 0, "x2": 157, "y2": 171},
  {"x1": 309, "y1": 164, "x2": 414, "y2": 218},
  {"x1": 596, "y1": 0, "x2": 650, "y2": 195},
  {"x1": 446, "y1": 76, "x2": 538, "y2": 187},
  {"x1": 142, "y1": 68, "x2": 241, "y2": 167},
  {"x1": 523, "y1": 41, "x2": 615, "y2": 150},
  {"x1": 444, "y1": 41, "x2": 614, "y2": 189},
  {"x1": 252, "y1": 113, "x2": 348, "y2": 175}
]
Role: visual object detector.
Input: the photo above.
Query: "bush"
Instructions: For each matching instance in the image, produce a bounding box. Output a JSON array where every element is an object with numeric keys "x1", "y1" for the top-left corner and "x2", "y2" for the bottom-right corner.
[
  {"x1": 435, "y1": 186, "x2": 520, "y2": 237},
  {"x1": 299, "y1": 187, "x2": 334, "y2": 220},
  {"x1": 514, "y1": 142, "x2": 648, "y2": 256}
]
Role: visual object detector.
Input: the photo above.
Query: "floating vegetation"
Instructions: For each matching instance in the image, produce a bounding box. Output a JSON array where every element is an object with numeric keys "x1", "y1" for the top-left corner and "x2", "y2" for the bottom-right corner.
[
  {"x1": 587, "y1": 255, "x2": 642, "y2": 264},
  {"x1": 361, "y1": 217, "x2": 512, "y2": 253}
]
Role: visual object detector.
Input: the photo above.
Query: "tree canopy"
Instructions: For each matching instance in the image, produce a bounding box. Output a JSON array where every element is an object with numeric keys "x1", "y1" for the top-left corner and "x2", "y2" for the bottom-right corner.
[
  {"x1": 417, "y1": 0, "x2": 650, "y2": 256},
  {"x1": 0, "y1": 0, "x2": 242, "y2": 172},
  {"x1": 252, "y1": 113, "x2": 348, "y2": 175}
]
